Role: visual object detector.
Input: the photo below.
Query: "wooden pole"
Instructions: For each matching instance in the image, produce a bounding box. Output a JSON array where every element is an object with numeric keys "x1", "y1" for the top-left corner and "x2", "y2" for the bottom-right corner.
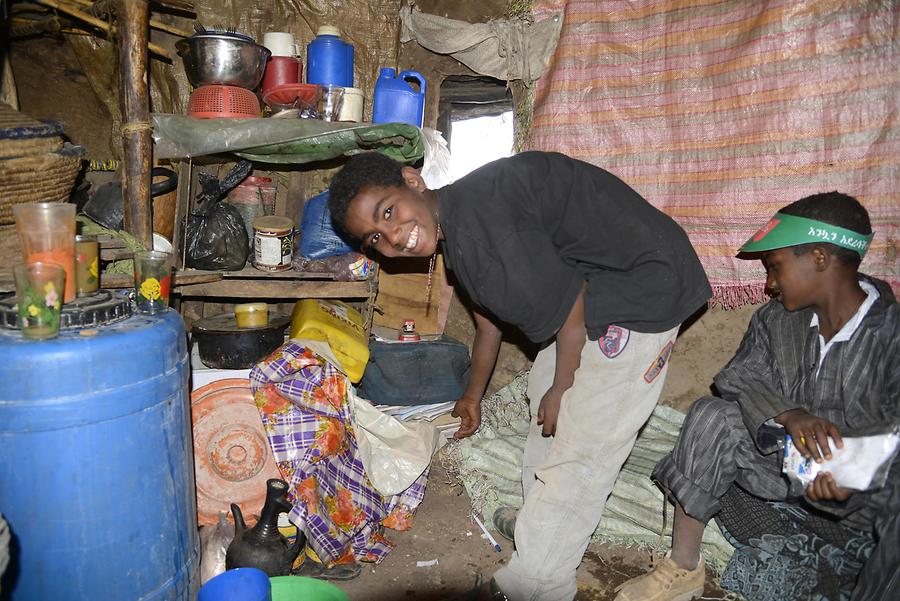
[{"x1": 117, "y1": 0, "x2": 153, "y2": 248}]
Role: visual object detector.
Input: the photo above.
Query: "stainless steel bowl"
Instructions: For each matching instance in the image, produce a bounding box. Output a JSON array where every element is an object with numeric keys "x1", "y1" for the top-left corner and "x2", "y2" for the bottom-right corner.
[{"x1": 176, "y1": 34, "x2": 271, "y2": 89}]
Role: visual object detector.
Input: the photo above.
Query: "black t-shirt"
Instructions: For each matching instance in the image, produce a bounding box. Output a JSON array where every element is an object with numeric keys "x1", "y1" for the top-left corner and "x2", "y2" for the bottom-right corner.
[{"x1": 437, "y1": 151, "x2": 712, "y2": 342}]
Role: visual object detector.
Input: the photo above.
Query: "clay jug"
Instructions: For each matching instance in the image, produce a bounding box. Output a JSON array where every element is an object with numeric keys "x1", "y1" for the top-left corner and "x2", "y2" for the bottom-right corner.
[{"x1": 226, "y1": 478, "x2": 305, "y2": 576}]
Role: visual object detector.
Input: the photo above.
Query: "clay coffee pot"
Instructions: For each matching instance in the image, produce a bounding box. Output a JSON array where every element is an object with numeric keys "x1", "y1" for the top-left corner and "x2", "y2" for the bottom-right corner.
[{"x1": 225, "y1": 478, "x2": 305, "y2": 576}]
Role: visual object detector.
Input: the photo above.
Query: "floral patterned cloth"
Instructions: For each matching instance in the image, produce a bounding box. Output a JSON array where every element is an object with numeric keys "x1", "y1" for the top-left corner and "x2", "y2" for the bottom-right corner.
[
  {"x1": 715, "y1": 485, "x2": 875, "y2": 601},
  {"x1": 249, "y1": 341, "x2": 428, "y2": 565}
]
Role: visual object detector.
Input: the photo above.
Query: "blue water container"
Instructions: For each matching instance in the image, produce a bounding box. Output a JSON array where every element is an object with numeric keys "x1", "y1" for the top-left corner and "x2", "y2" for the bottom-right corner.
[
  {"x1": 371, "y1": 67, "x2": 427, "y2": 127},
  {"x1": 305, "y1": 26, "x2": 354, "y2": 87},
  {"x1": 0, "y1": 310, "x2": 198, "y2": 600}
]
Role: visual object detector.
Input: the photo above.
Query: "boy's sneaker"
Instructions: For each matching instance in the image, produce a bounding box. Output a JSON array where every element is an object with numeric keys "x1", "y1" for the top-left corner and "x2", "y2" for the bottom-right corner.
[
  {"x1": 492, "y1": 506, "x2": 517, "y2": 543},
  {"x1": 614, "y1": 555, "x2": 704, "y2": 601}
]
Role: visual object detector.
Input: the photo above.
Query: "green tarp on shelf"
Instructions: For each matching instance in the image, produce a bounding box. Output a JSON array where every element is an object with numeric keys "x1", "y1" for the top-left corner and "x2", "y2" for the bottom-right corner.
[{"x1": 151, "y1": 115, "x2": 424, "y2": 164}]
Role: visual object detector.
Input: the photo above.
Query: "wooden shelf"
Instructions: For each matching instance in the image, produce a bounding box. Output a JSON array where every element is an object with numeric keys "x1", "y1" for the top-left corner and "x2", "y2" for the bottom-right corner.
[
  {"x1": 175, "y1": 268, "x2": 376, "y2": 299},
  {"x1": 166, "y1": 161, "x2": 379, "y2": 329}
]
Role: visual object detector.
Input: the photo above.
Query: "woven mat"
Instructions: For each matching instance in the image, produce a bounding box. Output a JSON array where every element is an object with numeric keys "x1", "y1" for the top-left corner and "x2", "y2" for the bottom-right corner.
[{"x1": 528, "y1": 0, "x2": 900, "y2": 306}]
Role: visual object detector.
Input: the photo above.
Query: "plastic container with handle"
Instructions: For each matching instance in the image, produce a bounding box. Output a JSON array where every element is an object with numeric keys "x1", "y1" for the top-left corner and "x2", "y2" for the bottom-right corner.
[
  {"x1": 290, "y1": 299, "x2": 369, "y2": 382},
  {"x1": 371, "y1": 67, "x2": 426, "y2": 127}
]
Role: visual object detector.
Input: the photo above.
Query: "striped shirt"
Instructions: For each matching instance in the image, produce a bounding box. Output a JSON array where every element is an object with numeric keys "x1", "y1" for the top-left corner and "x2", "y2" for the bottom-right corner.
[{"x1": 714, "y1": 276, "x2": 899, "y2": 529}]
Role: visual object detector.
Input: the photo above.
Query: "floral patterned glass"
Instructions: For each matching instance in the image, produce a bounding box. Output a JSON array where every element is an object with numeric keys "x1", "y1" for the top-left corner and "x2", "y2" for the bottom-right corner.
[
  {"x1": 75, "y1": 234, "x2": 100, "y2": 297},
  {"x1": 134, "y1": 250, "x2": 173, "y2": 314},
  {"x1": 14, "y1": 262, "x2": 65, "y2": 340}
]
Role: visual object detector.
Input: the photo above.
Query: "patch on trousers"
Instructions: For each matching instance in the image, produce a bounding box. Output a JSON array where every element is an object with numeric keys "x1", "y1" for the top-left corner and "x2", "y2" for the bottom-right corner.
[
  {"x1": 643, "y1": 341, "x2": 674, "y2": 383},
  {"x1": 598, "y1": 325, "x2": 630, "y2": 358}
]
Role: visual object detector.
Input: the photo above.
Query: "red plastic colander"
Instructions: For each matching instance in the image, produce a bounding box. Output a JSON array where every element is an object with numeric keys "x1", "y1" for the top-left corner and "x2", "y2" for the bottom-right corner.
[{"x1": 188, "y1": 85, "x2": 260, "y2": 119}]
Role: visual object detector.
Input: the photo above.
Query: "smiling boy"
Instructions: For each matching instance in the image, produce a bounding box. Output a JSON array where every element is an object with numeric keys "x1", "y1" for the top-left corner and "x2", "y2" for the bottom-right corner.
[
  {"x1": 615, "y1": 192, "x2": 899, "y2": 601},
  {"x1": 329, "y1": 150, "x2": 711, "y2": 600}
]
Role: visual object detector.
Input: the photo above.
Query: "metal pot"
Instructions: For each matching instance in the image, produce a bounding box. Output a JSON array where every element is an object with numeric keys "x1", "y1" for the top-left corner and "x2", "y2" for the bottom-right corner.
[
  {"x1": 192, "y1": 313, "x2": 290, "y2": 369},
  {"x1": 81, "y1": 167, "x2": 177, "y2": 231},
  {"x1": 176, "y1": 34, "x2": 271, "y2": 89}
]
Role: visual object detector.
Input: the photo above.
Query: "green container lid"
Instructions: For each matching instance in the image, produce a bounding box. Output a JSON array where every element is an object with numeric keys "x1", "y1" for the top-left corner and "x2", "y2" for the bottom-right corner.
[{"x1": 269, "y1": 576, "x2": 350, "y2": 601}]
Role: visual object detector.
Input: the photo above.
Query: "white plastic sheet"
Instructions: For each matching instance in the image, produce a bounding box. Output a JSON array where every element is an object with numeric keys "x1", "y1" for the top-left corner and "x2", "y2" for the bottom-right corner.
[
  {"x1": 783, "y1": 432, "x2": 900, "y2": 491},
  {"x1": 350, "y1": 389, "x2": 441, "y2": 496}
]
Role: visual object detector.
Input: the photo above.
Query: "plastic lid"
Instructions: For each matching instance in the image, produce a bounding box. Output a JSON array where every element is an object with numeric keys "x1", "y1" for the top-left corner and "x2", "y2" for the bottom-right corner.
[
  {"x1": 317, "y1": 25, "x2": 340, "y2": 37},
  {"x1": 252, "y1": 216, "x2": 294, "y2": 233}
]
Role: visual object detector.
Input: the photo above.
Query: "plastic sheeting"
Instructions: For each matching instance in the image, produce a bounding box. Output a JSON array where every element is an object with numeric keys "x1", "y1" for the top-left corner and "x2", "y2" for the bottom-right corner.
[
  {"x1": 528, "y1": 0, "x2": 900, "y2": 306},
  {"x1": 151, "y1": 115, "x2": 424, "y2": 163},
  {"x1": 442, "y1": 372, "x2": 735, "y2": 573}
]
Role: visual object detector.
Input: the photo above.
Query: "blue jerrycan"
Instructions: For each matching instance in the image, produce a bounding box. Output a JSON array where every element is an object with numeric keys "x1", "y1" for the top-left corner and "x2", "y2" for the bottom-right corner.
[
  {"x1": 306, "y1": 25, "x2": 354, "y2": 87},
  {"x1": 371, "y1": 67, "x2": 427, "y2": 127}
]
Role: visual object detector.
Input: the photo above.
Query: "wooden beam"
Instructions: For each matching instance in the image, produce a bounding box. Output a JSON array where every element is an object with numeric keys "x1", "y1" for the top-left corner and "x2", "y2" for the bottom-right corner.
[
  {"x1": 33, "y1": 0, "x2": 174, "y2": 59},
  {"x1": 64, "y1": 0, "x2": 193, "y2": 37},
  {"x1": 117, "y1": 0, "x2": 154, "y2": 249}
]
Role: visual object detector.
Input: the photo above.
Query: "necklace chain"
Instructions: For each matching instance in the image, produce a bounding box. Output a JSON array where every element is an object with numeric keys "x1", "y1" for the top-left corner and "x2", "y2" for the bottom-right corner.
[{"x1": 424, "y1": 224, "x2": 441, "y2": 315}]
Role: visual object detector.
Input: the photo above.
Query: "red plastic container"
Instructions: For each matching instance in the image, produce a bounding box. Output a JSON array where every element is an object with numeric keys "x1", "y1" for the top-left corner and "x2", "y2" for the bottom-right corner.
[
  {"x1": 261, "y1": 83, "x2": 321, "y2": 112},
  {"x1": 261, "y1": 56, "x2": 303, "y2": 95}
]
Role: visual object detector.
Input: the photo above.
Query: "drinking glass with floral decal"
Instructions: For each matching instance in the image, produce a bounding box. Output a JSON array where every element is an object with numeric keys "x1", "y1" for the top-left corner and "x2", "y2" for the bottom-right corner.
[
  {"x1": 75, "y1": 234, "x2": 100, "y2": 297},
  {"x1": 14, "y1": 262, "x2": 66, "y2": 340},
  {"x1": 134, "y1": 250, "x2": 173, "y2": 314}
]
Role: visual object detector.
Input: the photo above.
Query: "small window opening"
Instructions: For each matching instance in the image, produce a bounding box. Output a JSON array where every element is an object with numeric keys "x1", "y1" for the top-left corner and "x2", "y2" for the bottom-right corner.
[{"x1": 438, "y1": 76, "x2": 514, "y2": 181}]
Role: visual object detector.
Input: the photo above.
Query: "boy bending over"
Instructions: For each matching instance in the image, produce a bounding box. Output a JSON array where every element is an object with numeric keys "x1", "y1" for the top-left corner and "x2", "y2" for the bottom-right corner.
[
  {"x1": 329, "y1": 151, "x2": 711, "y2": 600},
  {"x1": 616, "y1": 192, "x2": 899, "y2": 601}
]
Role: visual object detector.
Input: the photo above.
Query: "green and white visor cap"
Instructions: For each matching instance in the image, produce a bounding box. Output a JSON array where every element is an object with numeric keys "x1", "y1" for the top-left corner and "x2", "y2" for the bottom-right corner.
[{"x1": 739, "y1": 213, "x2": 874, "y2": 258}]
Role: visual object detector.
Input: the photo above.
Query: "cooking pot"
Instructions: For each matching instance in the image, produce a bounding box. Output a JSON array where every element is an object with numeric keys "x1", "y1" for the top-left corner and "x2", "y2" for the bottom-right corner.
[
  {"x1": 176, "y1": 34, "x2": 271, "y2": 89},
  {"x1": 193, "y1": 312, "x2": 290, "y2": 369},
  {"x1": 82, "y1": 167, "x2": 178, "y2": 231}
]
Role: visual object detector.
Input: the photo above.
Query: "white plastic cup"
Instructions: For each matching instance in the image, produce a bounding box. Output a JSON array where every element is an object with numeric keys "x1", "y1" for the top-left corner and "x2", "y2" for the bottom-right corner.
[
  {"x1": 338, "y1": 87, "x2": 364, "y2": 122},
  {"x1": 263, "y1": 32, "x2": 299, "y2": 57}
]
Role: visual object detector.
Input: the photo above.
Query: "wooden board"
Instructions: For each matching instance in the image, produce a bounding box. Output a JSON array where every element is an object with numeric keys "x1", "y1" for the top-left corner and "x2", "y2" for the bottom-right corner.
[{"x1": 373, "y1": 253, "x2": 452, "y2": 335}]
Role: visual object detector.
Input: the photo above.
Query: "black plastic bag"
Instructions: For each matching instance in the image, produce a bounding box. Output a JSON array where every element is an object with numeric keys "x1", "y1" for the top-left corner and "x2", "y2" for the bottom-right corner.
[{"x1": 185, "y1": 162, "x2": 252, "y2": 270}]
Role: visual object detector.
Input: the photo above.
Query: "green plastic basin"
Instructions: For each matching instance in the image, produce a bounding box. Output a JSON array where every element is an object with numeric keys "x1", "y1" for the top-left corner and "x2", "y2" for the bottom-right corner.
[{"x1": 269, "y1": 576, "x2": 350, "y2": 601}]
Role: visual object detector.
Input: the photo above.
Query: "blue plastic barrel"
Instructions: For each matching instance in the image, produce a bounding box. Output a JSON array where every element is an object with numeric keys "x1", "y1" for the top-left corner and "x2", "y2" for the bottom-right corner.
[
  {"x1": 305, "y1": 26, "x2": 354, "y2": 87},
  {"x1": 0, "y1": 310, "x2": 199, "y2": 600},
  {"x1": 371, "y1": 67, "x2": 427, "y2": 127}
]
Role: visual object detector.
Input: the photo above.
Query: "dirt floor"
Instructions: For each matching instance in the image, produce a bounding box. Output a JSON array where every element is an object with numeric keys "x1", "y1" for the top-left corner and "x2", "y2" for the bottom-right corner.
[
  {"x1": 328, "y1": 462, "x2": 730, "y2": 601},
  {"x1": 325, "y1": 300, "x2": 756, "y2": 601}
]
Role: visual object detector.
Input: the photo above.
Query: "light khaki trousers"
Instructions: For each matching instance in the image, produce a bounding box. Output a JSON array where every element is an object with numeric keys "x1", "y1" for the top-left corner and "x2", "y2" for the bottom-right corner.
[{"x1": 493, "y1": 326, "x2": 679, "y2": 601}]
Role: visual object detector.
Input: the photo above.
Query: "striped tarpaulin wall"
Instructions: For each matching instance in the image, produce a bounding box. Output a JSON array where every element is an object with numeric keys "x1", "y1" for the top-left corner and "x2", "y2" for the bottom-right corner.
[{"x1": 528, "y1": 0, "x2": 899, "y2": 307}]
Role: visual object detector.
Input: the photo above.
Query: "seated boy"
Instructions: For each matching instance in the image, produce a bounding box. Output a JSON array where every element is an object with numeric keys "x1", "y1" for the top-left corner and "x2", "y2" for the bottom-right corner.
[{"x1": 615, "y1": 192, "x2": 899, "y2": 601}]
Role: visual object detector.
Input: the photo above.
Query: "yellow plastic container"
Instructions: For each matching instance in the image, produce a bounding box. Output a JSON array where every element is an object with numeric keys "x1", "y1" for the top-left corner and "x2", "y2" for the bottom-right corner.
[
  {"x1": 290, "y1": 299, "x2": 369, "y2": 382},
  {"x1": 234, "y1": 302, "x2": 269, "y2": 328}
]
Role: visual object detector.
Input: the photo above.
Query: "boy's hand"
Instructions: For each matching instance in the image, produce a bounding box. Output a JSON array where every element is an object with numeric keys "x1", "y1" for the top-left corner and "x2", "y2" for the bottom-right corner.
[
  {"x1": 451, "y1": 396, "x2": 482, "y2": 439},
  {"x1": 775, "y1": 408, "x2": 843, "y2": 463},
  {"x1": 806, "y1": 472, "x2": 853, "y2": 502},
  {"x1": 537, "y1": 386, "x2": 564, "y2": 437}
]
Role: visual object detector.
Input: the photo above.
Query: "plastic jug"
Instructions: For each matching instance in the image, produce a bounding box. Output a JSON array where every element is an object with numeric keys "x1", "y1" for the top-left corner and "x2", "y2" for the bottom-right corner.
[
  {"x1": 371, "y1": 67, "x2": 427, "y2": 127},
  {"x1": 305, "y1": 26, "x2": 354, "y2": 87},
  {"x1": 290, "y1": 299, "x2": 369, "y2": 382}
]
